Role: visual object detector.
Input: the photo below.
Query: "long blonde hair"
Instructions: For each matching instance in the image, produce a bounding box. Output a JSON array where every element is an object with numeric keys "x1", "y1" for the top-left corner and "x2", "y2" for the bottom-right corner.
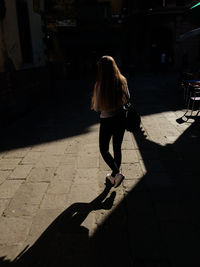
[{"x1": 91, "y1": 55, "x2": 127, "y2": 111}]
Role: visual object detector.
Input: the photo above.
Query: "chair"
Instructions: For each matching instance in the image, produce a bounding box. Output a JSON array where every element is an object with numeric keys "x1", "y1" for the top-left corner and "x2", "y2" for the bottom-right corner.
[{"x1": 183, "y1": 83, "x2": 200, "y2": 118}]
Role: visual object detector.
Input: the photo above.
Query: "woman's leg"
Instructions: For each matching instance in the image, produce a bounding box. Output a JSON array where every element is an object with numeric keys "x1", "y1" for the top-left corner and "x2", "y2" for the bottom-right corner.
[
  {"x1": 99, "y1": 122, "x2": 119, "y2": 176},
  {"x1": 112, "y1": 127, "x2": 125, "y2": 170}
]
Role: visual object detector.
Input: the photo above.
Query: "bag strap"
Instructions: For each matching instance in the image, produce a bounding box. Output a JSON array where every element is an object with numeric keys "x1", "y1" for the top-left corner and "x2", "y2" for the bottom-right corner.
[{"x1": 122, "y1": 86, "x2": 130, "y2": 103}]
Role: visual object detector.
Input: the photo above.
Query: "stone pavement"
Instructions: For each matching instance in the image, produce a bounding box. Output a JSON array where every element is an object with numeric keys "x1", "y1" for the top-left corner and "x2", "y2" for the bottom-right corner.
[{"x1": 0, "y1": 72, "x2": 200, "y2": 266}]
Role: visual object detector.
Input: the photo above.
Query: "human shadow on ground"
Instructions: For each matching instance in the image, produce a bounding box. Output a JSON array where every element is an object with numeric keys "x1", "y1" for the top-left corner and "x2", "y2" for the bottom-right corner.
[
  {"x1": 0, "y1": 182, "x2": 116, "y2": 267},
  {"x1": 120, "y1": 118, "x2": 200, "y2": 266},
  {"x1": 1, "y1": 119, "x2": 200, "y2": 266},
  {"x1": 88, "y1": 120, "x2": 200, "y2": 266},
  {"x1": 1, "y1": 74, "x2": 200, "y2": 266}
]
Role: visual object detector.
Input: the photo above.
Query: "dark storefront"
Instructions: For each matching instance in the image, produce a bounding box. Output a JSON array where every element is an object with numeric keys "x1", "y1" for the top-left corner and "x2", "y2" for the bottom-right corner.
[
  {"x1": 55, "y1": 29, "x2": 123, "y2": 79},
  {"x1": 125, "y1": 0, "x2": 194, "y2": 72},
  {"x1": 44, "y1": 0, "x2": 125, "y2": 79}
]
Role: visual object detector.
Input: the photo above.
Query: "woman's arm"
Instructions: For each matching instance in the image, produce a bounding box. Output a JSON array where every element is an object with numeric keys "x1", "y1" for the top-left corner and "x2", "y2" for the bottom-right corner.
[
  {"x1": 94, "y1": 84, "x2": 100, "y2": 111},
  {"x1": 91, "y1": 83, "x2": 100, "y2": 111},
  {"x1": 126, "y1": 84, "x2": 130, "y2": 99}
]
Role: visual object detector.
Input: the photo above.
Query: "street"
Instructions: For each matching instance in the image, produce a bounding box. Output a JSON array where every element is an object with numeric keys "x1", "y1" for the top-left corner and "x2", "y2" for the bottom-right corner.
[{"x1": 0, "y1": 72, "x2": 200, "y2": 267}]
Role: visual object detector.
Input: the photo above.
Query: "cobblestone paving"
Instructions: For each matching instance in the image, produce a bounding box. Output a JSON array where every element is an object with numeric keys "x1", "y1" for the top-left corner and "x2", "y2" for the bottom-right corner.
[{"x1": 0, "y1": 73, "x2": 200, "y2": 266}]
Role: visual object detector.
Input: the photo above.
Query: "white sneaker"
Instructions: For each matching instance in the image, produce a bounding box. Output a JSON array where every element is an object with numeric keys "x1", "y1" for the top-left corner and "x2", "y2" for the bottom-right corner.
[
  {"x1": 114, "y1": 173, "x2": 124, "y2": 188},
  {"x1": 106, "y1": 174, "x2": 115, "y2": 185}
]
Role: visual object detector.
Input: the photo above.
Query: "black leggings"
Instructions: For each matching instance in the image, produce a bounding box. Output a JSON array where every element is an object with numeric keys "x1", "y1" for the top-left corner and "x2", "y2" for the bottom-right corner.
[{"x1": 99, "y1": 111, "x2": 126, "y2": 177}]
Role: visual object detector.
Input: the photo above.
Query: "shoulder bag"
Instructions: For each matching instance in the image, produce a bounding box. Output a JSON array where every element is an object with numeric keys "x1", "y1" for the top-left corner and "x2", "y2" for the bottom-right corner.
[{"x1": 123, "y1": 100, "x2": 141, "y2": 133}]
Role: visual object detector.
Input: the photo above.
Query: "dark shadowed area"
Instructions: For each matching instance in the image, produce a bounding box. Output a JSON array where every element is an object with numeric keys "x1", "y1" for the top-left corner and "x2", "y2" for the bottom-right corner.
[{"x1": 1, "y1": 72, "x2": 200, "y2": 266}]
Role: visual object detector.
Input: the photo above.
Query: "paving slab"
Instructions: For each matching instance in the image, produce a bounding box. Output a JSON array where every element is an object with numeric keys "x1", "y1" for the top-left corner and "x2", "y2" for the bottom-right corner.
[
  {"x1": 0, "y1": 158, "x2": 21, "y2": 170},
  {"x1": 26, "y1": 167, "x2": 56, "y2": 183},
  {"x1": 3, "y1": 182, "x2": 49, "y2": 217},
  {"x1": 8, "y1": 165, "x2": 33, "y2": 180},
  {"x1": 0, "y1": 216, "x2": 32, "y2": 245},
  {"x1": 0, "y1": 180, "x2": 23, "y2": 199},
  {"x1": 0, "y1": 73, "x2": 200, "y2": 266},
  {"x1": 0, "y1": 170, "x2": 12, "y2": 184}
]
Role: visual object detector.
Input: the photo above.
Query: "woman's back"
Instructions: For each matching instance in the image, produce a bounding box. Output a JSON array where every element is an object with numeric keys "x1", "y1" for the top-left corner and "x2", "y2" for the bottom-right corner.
[{"x1": 92, "y1": 56, "x2": 129, "y2": 118}]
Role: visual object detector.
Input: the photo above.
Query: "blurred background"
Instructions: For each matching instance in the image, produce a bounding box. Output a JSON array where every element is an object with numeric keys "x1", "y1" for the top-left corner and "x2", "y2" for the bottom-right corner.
[{"x1": 0, "y1": 0, "x2": 200, "y2": 124}]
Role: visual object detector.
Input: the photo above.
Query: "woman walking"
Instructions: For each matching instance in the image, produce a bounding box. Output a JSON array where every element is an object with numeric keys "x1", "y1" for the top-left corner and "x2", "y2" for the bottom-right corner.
[{"x1": 91, "y1": 55, "x2": 130, "y2": 188}]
